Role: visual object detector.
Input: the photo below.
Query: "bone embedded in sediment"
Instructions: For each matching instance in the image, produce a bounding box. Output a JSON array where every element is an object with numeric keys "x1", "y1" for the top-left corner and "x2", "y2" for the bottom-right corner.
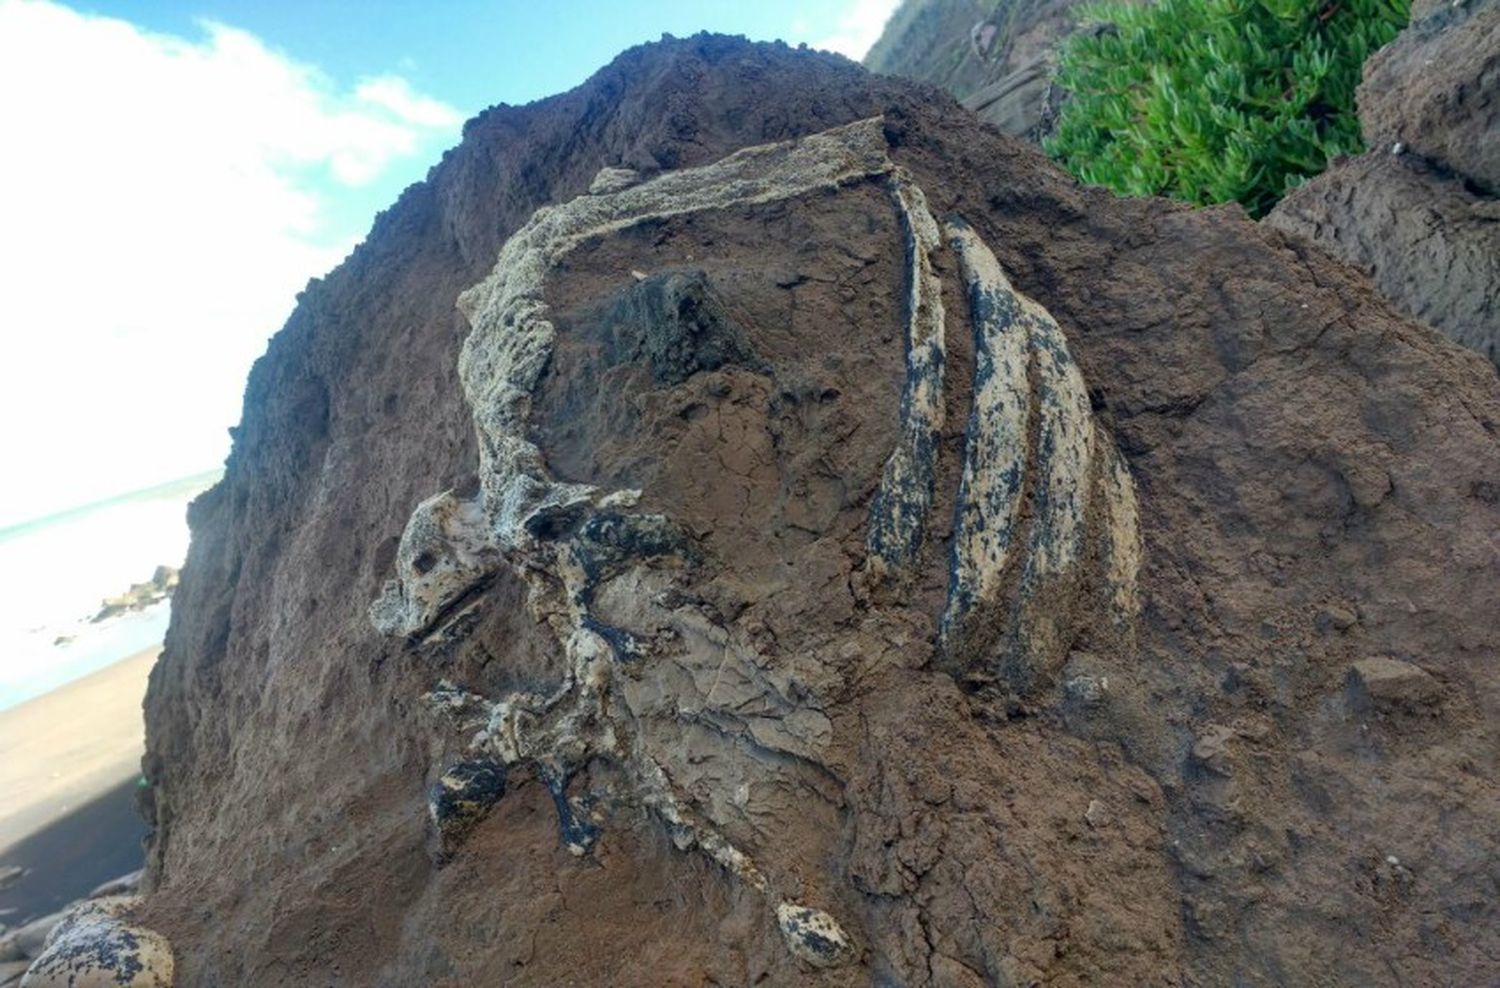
[
  {"x1": 939, "y1": 217, "x2": 1141, "y2": 692},
  {"x1": 1003, "y1": 253, "x2": 1099, "y2": 680},
  {"x1": 940, "y1": 219, "x2": 1032, "y2": 642},
  {"x1": 369, "y1": 490, "x2": 500, "y2": 637},
  {"x1": 1098, "y1": 441, "x2": 1143, "y2": 623},
  {"x1": 374, "y1": 119, "x2": 906, "y2": 918},
  {"x1": 776, "y1": 901, "x2": 856, "y2": 968},
  {"x1": 864, "y1": 171, "x2": 947, "y2": 581}
]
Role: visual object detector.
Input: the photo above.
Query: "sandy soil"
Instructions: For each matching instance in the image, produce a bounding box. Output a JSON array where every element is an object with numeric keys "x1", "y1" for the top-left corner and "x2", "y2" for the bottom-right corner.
[{"x1": 0, "y1": 647, "x2": 156, "y2": 852}]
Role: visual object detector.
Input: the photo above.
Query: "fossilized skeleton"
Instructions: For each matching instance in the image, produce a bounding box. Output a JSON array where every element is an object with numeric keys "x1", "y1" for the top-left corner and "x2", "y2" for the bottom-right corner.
[{"x1": 370, "y1": 116, "x2": 1140, "y2": 966}]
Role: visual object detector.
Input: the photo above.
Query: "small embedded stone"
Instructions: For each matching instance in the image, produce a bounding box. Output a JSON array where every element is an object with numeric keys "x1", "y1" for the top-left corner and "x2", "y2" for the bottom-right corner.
[
  {"x1": 1085, "y1": 799, "x2": 1111, "y2": 829},
  {"x1": 1347, "y1": 657, "x2": 1440, "y2": 713},
  {"x1": 775, "y1": 901, "x2": 854, "y2": 968},
  {"x1": 1315, "y1": 605, "x2": 1358, "y2": 633},
  {"x1": 1191, "y1": 725, "x2": 1236, "y2": 776}
]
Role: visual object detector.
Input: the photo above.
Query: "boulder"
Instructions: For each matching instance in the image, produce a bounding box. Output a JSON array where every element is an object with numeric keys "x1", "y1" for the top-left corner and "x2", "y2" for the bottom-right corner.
[
  {"x1": 19, "y1": 897, "x2": 172, "y2": 988},
  {"x1": 1360, "y1": 0, "x2": 1500, "y2": 193},
  {"x1": 1265, "y1": 152, "x2": 1500, "y2": 366},
  {"x1": 137, "y1": 34, "x2": 1500, "y2": 987}
]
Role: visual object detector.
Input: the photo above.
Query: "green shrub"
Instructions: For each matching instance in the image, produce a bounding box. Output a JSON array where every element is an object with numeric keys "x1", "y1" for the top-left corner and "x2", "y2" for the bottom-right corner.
[{"x1": 1043, "y1": 0, "x2": 1410, "y2": 217}]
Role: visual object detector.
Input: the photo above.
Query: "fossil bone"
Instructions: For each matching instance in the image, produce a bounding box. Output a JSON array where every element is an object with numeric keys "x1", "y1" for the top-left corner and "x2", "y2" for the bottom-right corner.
[{"x1": 372, "y1": 116, "x2": 1140, "y2": 963}]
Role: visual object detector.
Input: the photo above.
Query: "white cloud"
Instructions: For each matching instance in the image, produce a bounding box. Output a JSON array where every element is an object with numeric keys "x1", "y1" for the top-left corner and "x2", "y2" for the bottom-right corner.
[
  {"x1": 813, "y1": 0, "x2": 900, "y2": 60},
  {"x1": 0, "y1": 1, "x2": 462, "y2": 526},
  {"x1": 357, "y1": 75, "x2": 464, "y2": 130}
]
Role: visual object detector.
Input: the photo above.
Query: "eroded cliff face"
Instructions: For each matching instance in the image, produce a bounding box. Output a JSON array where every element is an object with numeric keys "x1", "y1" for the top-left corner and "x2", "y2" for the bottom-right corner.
[
  {"x1": 138, "y1": 35, "x2": 1500, "y2": 987},
  {"x1": 864, "y1": 0, "x2": 1087, "y2": 139}
]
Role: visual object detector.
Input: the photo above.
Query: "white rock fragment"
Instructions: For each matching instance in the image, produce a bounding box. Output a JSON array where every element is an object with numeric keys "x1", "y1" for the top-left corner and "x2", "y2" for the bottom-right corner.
[
  {"x1": 1064, "y1": 674, "x2": 1110, "y2": 707},
  {"x1": 1347, "y1": 657, "x2": 1441, "y2": 713},
  {"x1": 776, "y1": 902, "x2": 855, "y2": 967}
]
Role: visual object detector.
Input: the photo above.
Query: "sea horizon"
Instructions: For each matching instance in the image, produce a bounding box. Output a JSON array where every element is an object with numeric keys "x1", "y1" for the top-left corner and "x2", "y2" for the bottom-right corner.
[{"x1": 0, "y1": 468, "x2": 222, "y2": 711}]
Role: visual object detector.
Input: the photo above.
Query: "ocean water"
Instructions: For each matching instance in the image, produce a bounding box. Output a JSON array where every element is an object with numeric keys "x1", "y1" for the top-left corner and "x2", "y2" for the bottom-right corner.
[{"x1": 0, "y1": 471, "x2": 220, "y2": 711}]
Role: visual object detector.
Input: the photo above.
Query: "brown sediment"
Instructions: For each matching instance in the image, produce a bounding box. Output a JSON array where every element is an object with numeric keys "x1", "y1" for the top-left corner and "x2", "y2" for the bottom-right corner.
[{"x1": 136, "y1": 34, "x2": 1500, "y2": 987}]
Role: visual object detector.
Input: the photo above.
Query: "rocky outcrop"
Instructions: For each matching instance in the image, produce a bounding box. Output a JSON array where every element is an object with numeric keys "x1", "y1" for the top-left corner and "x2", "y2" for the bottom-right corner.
[
  {"x1": 1267, "y1": 0, "x2": 1500, "y2": 368},
  {"x1": 1266, "y1": 152, "x2": 1500, "y2": 365},
  {"x1": 140, "y1": 34, "x2": 1500, "y2": 986},
  {"x1": 91, "y1": 567, "x2": 179, "y2": 623},
  {"x1": 864, "y1": 0, "x2": 1087, "y2": 138}
]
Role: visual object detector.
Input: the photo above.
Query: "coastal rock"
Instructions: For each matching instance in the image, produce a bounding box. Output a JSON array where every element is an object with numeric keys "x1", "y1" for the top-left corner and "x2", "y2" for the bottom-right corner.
[
  {"x1": 91, "y1": 567, "x2": 178, "y2": 623},
  {"x1": 1265, "y1": 153, "x2": 1500, "y2": 366},
  {"x1": 1359, "y1": 0, "x2": 1500, "y2": 193},
  {"x1": 19, "y1": 897, "x2": 172, "y2": 988},
  {"x1": 1266, "y1": 0, "x2": 1500, "y2": 368},
  {"x1": 139, "y1": 34, "x2": 1500, "y2": 987}
]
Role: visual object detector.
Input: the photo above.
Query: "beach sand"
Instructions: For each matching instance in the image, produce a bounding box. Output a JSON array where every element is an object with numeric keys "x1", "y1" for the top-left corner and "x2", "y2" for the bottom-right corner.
[{"x1": 0, "y1": 647, "x2": 156, "y2": 923}]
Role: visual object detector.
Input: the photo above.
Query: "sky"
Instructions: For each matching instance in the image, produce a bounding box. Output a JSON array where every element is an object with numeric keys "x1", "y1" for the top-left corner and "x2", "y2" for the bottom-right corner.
[{"x1": 0, "y1": 0, "x2": 898, "y2": 528}]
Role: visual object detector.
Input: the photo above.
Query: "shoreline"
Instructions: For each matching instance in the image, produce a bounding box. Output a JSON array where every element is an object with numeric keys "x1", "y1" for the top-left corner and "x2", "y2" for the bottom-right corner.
[{"x1": 0, "y1": 645, "x2": 158, "y2": 856}]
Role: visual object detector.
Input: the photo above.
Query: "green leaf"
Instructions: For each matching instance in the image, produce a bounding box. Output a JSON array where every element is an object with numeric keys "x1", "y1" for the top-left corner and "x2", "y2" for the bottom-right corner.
[{"x1": 1045, "y1": 0, "x2": 1408, "y2": 217}]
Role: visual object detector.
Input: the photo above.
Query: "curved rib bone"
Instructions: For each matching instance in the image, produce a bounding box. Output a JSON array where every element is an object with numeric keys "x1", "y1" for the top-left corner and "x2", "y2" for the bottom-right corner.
[{"x1": 940, "y1": 217, "x2": 1140, "y2": 694}]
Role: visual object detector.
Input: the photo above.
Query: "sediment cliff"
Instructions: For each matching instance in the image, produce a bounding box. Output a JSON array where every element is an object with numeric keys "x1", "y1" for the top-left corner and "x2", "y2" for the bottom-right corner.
[{"x1": 119, "y1": 35, "x2": 1500, "y2": 986}]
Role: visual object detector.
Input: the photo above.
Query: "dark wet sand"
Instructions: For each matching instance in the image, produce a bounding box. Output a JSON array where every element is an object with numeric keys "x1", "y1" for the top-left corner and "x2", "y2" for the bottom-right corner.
[
  {"x1": 0, "y1": 778, "x2": 145, "y2": 924},
  {"x1": 0, "y1": 648, "x2": 156, "y2": 924}
]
